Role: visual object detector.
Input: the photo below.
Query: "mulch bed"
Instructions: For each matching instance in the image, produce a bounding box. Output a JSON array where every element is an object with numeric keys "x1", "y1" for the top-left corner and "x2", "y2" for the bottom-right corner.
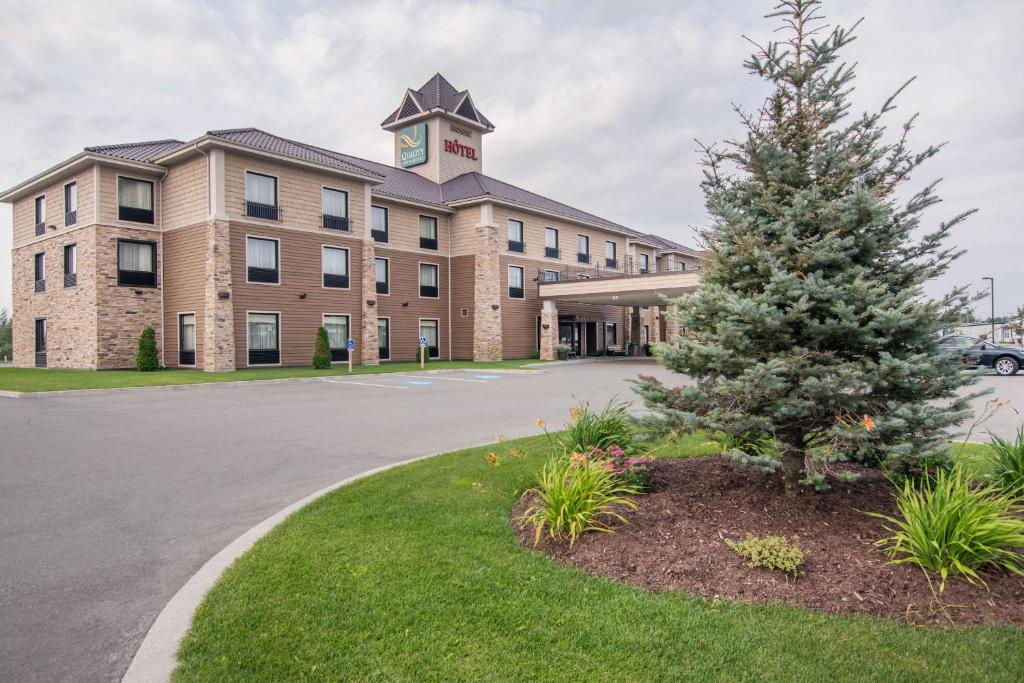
[{"x1": 511, "y1": 457, "x2": 1024, "y2": 626}]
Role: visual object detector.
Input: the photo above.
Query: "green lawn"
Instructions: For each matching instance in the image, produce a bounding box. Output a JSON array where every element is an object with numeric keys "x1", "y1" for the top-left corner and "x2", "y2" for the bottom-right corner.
[
  {"x1": 0, "y1": 360, "x2": 544, "y2": 393},
  {"x1": 174, "y1": 433, "x2": 1021, "y2": 682}
]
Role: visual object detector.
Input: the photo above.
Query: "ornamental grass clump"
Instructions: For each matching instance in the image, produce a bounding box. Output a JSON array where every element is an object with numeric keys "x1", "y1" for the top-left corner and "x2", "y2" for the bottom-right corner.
[
  {"x1": 870, "y1": 464, "x2": 1024, "y2": 591},
  {"x1": 521, "y1": 454, "x2": 640, "y2": 547},
  {"x1": 558, "y1": 398, "x2": 637, "y2": 454},
  {"x1": 987, "y1": 426, "x2": 1024, "y2": 495}
]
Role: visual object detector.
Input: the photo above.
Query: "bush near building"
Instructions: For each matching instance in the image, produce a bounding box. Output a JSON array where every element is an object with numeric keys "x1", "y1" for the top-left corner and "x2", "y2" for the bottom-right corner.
[{"x1": 135, "y1": 327, "x2": 159, "y2": 372}]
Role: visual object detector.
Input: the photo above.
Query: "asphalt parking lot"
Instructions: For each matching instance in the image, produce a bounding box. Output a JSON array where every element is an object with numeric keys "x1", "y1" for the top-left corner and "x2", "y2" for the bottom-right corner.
[{"x1": 0, "y1": 361, "x2": 1021, "y2": 682}]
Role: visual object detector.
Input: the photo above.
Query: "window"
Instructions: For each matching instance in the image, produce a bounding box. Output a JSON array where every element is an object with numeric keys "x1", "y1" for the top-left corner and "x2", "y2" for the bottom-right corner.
[
  {"x1": 605, "y1": 241, "x2": 617, "y2": 268},
  {"x1": 117, "y1": 177, "x2": 154, "y2": 224},
  {"x1": 543, "y1": 270, "x2": 560, "y2": 282},
  {"x1": 246, "y1": 236, "x2": 279, "y2": 284},
  {"x1": 420, "y1": 319, "x2": 440, "y2": 358},
  {"x1": 323, "y1": 315, "x2": 350, "y2": 362},
  {"x1": 64, "y1": 182, "x2": 77, "y2": 226},
  {"x1": 247, "y1": 313, "x2": 280, "y2": 365},
  {"x1": 322, "y1": 246, "x2": 349, "y2": 288},
  {"x1": 375, "y1": 257, "x2": 389, "y2": 295},
  {"x1": 117, "y1": 240, "x2": 157, "y2": 287},
  {"x1": 606, "y1": 322, "x2": 618, "y2": 347},
  {"x1": 371, "y1": 206, "x2": 389, "y2": 243},
  {"x1": 322, "y1": 188, "x2": 349, "y2": 230},
  {"x1": 678, "y1": 260, "x2": 687, "y2": 271},
  {"x1": 544, "y1": 227, "x2": 559, "y2": 258},
  {"x1": 577, "y1": 234, "x2": 590, "y2": 263},
  {"x1": 640, "y1": 253, "x2": 649, "y2": 273},
  {"x1": 419, "y1": 215, "x2": 438, "y2": 250},
  {"x1": 179, "y1": 313, "x2": 196, "y2": 366},
  {"x1": 419, "y1": 263, "x2": 439, "y2": 298},
  {"x1": 34, "y1": 195, "x2": 46, "y2": 235},
  {"x1": 508, "y1": 265, "x2": 524, "y2": 299},
  {"x1": 35, "y1": 318, "x2": 46, "y2": 367},
  {"x1": 508, "y1": 219, "x2": 524, "y2": 252},
  {"x1": 33, "y1": 252, "x2": 45, "y2": 293},
  {"x1": 378, "y1": 317, "x2": 390, "y2": 360},
  {"x1": 63, "y1": 243, "x2": 77, "y2": 287},
  {"x1": 244, "y1": 172, "x2": 279, "y2": 220}
]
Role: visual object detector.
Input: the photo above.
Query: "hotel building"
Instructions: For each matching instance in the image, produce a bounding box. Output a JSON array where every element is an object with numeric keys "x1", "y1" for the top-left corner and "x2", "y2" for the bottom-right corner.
[{"x1": 1, "y1": 74, "x2": 700, "y2": 370}]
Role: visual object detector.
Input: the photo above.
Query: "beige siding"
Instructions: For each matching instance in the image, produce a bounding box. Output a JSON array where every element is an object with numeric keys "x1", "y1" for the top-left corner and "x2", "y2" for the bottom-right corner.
[
  {"x1": 97, "y1": 166, "x2": 164, "y2": 230},
  {"x1": 371, "y1": 199, "x2": 448, "y2": 255},
  {"x1": 223, "y1": 151, "x2": 367, "y2": 236},
  {"x1": 395, "y1": 115, "x2": 483, "y2": 184},
  {"x1": 12, "y1": 166, "x2": 96, "y2": 248},
  {"x1": 163, "y1": 155, "x2": 209, "y2": 230}
]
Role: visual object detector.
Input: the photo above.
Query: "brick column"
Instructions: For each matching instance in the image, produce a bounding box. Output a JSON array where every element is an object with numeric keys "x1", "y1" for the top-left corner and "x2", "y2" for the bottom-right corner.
[
  {"x1": 360, "y1": 241, "x2": 379, "y2": 365},
  {"x1": 540, "y1": 299, "x2": 559, "y2": 361},
  {"x1": 665, "y1": 303, "x2": 680, "y2": 345},
  {"x1": 202, "y1": 219, "x2": 235, "y2": 371},
  {"x1": 473, "y1": 224, "x2": 503, "y2": 361}
]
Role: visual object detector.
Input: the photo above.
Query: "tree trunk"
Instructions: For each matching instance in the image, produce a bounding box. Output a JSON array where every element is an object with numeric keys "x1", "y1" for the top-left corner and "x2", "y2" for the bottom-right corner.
[{"x1": 780, "y1": 451, "x2": 805, "y2": 497}]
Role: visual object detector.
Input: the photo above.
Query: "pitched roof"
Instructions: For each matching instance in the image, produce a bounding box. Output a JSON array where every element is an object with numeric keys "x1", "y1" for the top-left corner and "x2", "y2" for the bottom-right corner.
[
  {"x1": 441, "y1": 172, "x2": 634, "y2": 235},
  {"x1": 206, "y1": 128, "x2": 383, "y2": 180},
  {"x1": 86, "y1": 139, "x2": 186, "y2": 162},
  {"x1": 635, "y1": 233, "x2": 702, "y2": 256},
  {"x1": 381, "y1": 73, "x2": 493, "y2": 129}
]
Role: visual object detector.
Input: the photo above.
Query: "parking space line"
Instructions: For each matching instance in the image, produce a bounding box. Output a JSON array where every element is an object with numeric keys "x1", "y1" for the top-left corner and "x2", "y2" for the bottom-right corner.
[
  {"x1": 426, "y1": 376, "x2": 486, "y2": 383},
  {"x1": 323, "y1": 380, "x2": 408, "y2": 389}
]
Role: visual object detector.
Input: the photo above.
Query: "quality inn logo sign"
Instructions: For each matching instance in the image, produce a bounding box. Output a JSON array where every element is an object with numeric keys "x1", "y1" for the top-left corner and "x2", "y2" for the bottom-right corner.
[{"x1": 399, "y1": 123, "x2": 428, "y2": 168}]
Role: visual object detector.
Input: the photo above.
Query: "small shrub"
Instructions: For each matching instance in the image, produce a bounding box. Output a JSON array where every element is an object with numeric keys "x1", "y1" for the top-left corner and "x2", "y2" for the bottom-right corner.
[
  {"x1": 725, "y1": 534, "x2": 805, "y2": 575},
  {"x1": 559, "y1": 398, "x2": 637, "y2": 454},
  {"x1": 312, "y1": 326, "x2": 331, "y2": 369},
  {"x1": 870, "y1": 464, "x2": 1024, "y2": 590},
  {"x1": 135, "y1": 326, "x2": 159, "y2": 372},
  {"x1": 521, "y1": 455, "x2": 640, "y2": 546},
  {"x1": 603, "y1": 444, "x2": 654, "y2": 490},
  {"x1": 988, "y1": 426, "x2": 1024, "y2": 495}
]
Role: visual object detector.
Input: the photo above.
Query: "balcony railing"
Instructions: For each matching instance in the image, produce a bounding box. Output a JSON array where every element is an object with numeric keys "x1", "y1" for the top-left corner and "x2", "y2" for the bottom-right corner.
[
  {"x1": 508, "y1": 240, "x2": 525, "y2": 253},
  {"x1": 533, "y1": 261, "x2": 698, "y2": 286},
  {"x1": 605, "y1": 257, "x2": 617, "y2": 269},
  {"x1": 65, "y1": 210, "x2": 77, "y2": 227},
  {"x1": 247, "y1": 266, "x2": 279, "y2": 284},
  {"x1": 323, "y1": 274, "x2": 350, "y2": 289},
  {"x1": 34, "y1": 278, "x2": 45, "y2": 293},
  {"x1": 35, "y1": 222, "x2": 45, "y2": 236},
  {"x1": 420, "y1": 285, "x2": 438, "y2": 298},
  {"x1": 376, "y1": 281, "x2": 389, "y2": 295},
  {"x1": 371, "y1": 229, "x2": 388, "y2": 243},
  {"x1": 577, "y1": 252, "x2": 590, "y2": 264},
  {"x1": 245, "y1": 201, "x2": 280, "y2": 221},
  {"x1": 544, "y1": 246, "x2": 560, "y2": 259},
  {"x1": 508, "y1": 286, "x2": 524, "y2": 299},
  {"x1": 64, "y1": 273, "x2": 77, "y2": 288},
  {"x1": 323, "y1": 214, "x2": 349, "y2": 231},
  {"x1": 420, "y1": 237, "x2": 438, "y2": 250},
  {"x1": 35, "y1": 351, "x2": 47, "y2": 368}
]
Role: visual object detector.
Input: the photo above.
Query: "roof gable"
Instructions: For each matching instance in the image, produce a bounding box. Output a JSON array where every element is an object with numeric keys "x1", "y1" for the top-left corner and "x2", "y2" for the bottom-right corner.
[{"x1": 382, "y1": 73, "x2": 493, "y2": 131}]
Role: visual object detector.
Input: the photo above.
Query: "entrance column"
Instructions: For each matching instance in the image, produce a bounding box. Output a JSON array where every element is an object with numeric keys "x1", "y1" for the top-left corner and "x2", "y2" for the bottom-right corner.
[
  {"x1": 629, "y1": 306, "x2": 642, "y2": 355},
  {"x1": 651, "y1": 306, "x2": 662, "y2": 344},
  {"x1": 540, "y1": 300, "x2": 559, "y2": 361},
  {"x1": 665, "y1": 303, "x2": 681, "y2": 345}
]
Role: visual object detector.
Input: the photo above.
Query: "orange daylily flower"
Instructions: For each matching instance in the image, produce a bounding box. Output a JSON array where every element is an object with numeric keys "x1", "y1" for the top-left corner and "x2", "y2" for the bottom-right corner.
[
  {"x1": 862, "y1": 415, "x2": 876, "y2": 431},
  {"x1": 535, "y1": 418, "x2": 545, "y2": 427}
]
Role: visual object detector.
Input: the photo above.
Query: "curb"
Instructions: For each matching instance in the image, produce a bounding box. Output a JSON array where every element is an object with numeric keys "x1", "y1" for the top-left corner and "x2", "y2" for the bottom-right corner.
[
  {"x1": 121, "y1": 441, "x2": 499, "y2": 683},
  {"x1": 0, "y1": 367, "x2": 546, "y2": 399}
]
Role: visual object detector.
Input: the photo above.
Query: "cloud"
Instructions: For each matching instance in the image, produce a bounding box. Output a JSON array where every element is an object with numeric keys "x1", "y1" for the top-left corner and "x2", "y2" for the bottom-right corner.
[{"x1": 1, "y1": 0, "x2": 1022, "y2": 317}]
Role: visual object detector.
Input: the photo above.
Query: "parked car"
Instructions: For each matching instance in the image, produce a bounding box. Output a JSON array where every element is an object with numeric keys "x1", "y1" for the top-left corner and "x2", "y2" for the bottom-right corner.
[{"x1": 938, "y1": 335, "x2": 1022, "y2": 376}]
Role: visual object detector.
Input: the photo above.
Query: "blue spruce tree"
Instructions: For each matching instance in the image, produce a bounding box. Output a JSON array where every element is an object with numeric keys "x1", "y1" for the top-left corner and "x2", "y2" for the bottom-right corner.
[{"x1": 635, "y1": 0, "x2": 980, "y2": 495}]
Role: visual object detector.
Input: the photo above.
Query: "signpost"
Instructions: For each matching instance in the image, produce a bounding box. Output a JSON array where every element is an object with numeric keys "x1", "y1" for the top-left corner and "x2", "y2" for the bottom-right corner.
[
  {"x1": 347, "y1": 338, "x2": 355, "y2": 374},
  {"x1": 419, "y1": 336, "x2": 428, "y2": 369}
]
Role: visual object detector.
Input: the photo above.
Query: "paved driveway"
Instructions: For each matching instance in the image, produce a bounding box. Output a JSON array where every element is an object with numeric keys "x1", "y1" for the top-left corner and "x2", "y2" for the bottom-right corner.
[{"x1": 0, "y1": 362, "x2": 1020, "y2": 682}]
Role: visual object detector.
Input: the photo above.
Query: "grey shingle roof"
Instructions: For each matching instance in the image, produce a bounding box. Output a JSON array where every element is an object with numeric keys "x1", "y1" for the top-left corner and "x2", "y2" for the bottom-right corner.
[
  {"x1": 206, "y1": 128, "x2": 383, "y2": 179},
  {"x1": 440, "y1": 172, "x2": 635, "y2": 235},
  {"x1": 381, "y1": 73, "x2": 493, "y2": 129},
  {"x1": 635, "y1": 233, "x2": 701, "y2": 256},
  {"x1": 86, "y1": 139, "x2": 186, "y2": 162}
]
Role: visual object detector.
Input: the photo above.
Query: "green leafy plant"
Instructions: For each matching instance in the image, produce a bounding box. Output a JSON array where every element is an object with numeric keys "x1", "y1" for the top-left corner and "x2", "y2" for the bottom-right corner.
[
  {"x1": 312, "y1": 326, "x2": 332, "y2": 369},
  {"x1": 870, "y1": 464, "x2": 1024, "y2": 590},
  {"x1": 987, "y1": 426, "x2": 1024, "y2": 495},
  {"x1": 521, "y1": 454, "x2": 640, "y2": 546},
  {"x1": 135, "y1": 326, "x2": 159, "y2": 372},
  {"x1": 559, "y1": 398, "x2": 637, "y2": 454},
  {"x1": 725, "y1": 534, "x2": 805, "y2": 575}
]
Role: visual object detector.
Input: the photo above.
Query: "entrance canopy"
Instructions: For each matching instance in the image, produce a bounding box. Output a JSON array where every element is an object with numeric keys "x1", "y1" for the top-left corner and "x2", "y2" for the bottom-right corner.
[{"x1": 538, "y1": 270, "x2": 699, "y2": 306}]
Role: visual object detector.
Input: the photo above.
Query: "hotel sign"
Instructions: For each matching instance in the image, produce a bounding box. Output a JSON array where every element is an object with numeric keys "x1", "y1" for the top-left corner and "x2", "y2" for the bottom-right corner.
[
  {"x1": 443, "y1": 138, "x2": 478, "y2": 160},
  {"x1": 399, "y1": 123, "x2": 427, "y2": 168}
]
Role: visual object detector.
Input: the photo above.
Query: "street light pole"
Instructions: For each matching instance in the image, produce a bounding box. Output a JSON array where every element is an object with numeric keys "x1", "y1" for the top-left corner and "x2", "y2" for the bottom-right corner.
[{"x1": 983, "y1": 276, "x2": 995, "y2": 342}]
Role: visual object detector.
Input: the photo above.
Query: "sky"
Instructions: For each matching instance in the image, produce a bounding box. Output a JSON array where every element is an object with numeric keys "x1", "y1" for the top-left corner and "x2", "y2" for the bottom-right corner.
[{"x1": 1, "y1": 0, "x2": 1021, "y2": 317}]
